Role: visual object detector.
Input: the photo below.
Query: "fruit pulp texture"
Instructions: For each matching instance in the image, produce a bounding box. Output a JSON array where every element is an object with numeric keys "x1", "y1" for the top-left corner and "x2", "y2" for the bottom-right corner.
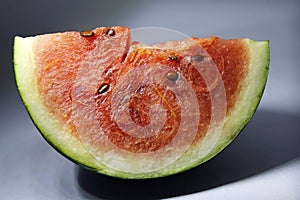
[{"x1": 33, "y1": 27, "x2": 248, "y2": 153}]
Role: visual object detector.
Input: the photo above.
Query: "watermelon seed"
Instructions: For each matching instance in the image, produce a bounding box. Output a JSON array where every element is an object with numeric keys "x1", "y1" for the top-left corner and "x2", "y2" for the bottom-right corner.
[
  {"x1": 98, "y1": 83, "x2": 110, "y2": 94},
  {"x1": 106, "y1": 29, "x2": 115, "y2": 36},
  {"x1": 80, "y1": 30, "x2": 95, "y2": 37},
  {"x1": 168, "y1": 54, "x2": 178, "y2": 61},
  {"x1": 192, "y1": 55, "x2": 205, "y2": 62},
  {"x1": 167, "y1": 71, "x2": 179, "y2": 81}
]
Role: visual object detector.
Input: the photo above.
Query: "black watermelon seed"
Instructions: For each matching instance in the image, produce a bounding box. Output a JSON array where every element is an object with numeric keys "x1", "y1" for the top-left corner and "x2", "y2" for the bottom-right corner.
[
  {"x1": 106, "y1": 29, "x2": 115, "y2": 36},
  {"x1": 168, "y1": 54, "x2": 178, "y2": 61},
  {"x1": 80, "y1": 30, "x2": 95, "y2": 37},
  {"x1": 98, "y1": 83, "x2": 110, "y2": 94},
  {"x1": 167, "y1": 71, "x2": 179, "y2": 81}
]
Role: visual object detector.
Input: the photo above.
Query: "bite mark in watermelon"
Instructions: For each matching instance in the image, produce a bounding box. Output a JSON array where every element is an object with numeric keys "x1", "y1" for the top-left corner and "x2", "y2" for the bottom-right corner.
[{"x1": 14, "y1": 26, "x2": 269, "y2": 178}]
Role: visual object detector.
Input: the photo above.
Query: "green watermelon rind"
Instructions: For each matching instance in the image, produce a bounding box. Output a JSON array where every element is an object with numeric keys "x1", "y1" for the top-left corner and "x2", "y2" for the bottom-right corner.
[{"x1": 14, "y1": 36, "x2": 269, "y2": 179}]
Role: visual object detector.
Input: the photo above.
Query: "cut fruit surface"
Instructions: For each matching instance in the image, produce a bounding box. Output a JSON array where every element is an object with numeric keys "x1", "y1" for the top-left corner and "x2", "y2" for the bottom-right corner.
[{"x1": 14, "y1": 26, "x2": 269, "y2": 178}]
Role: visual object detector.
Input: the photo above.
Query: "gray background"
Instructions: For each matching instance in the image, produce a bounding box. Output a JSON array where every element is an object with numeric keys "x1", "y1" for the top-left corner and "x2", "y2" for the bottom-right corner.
[{"x1": 0, "y1": 0, "x2": 299, "y2": 199}]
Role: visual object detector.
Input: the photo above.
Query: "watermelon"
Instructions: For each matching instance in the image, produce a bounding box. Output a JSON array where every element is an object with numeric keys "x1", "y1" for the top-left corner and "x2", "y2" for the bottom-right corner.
[{"x1": 14, "y1": 26, "x2": 269, "y2": 179}]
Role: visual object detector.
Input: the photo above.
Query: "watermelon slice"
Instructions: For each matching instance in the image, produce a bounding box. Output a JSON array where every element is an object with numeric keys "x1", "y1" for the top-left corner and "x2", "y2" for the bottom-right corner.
[{"x1": 14, "y1": 26, "x2": 269, "y2": 179}]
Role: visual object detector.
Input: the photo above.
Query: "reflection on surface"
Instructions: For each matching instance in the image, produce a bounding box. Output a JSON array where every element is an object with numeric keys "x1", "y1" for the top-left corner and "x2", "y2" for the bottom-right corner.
[{"x1": 77, "y1": 110, "x2": 300, "y2": 200}]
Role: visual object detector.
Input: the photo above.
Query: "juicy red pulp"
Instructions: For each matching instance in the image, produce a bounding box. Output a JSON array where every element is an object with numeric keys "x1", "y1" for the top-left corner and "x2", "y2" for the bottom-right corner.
[{"x1": 33, "y1": 27, "x2": 248, "y2": 153}]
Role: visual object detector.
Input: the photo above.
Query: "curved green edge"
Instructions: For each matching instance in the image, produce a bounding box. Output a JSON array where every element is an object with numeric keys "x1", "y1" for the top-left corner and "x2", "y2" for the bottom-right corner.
[{"x1": 14, "y1": 36, "x2": 269, "y2": 179}]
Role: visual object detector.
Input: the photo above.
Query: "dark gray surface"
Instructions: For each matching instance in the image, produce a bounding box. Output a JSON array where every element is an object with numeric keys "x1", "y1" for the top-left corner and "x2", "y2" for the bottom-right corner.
[{"x1": 1, "y1": 0, "x2": 300, "y2": 199}]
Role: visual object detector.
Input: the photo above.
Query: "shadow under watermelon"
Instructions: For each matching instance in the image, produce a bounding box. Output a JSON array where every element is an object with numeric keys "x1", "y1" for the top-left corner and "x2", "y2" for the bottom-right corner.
[{"x1": 76, "y1": 109, "x2": 300, "y2": 200}]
